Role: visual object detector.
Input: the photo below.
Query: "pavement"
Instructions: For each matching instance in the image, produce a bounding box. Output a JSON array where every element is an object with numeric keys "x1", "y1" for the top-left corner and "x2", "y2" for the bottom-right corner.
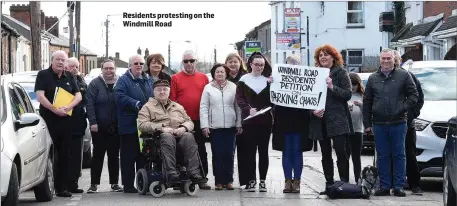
[{"x1": 18, "y1": 141, "x2": 444, "y2": 206}]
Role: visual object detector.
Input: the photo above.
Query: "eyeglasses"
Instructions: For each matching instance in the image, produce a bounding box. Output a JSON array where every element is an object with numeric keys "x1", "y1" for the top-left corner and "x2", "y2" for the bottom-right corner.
[
  {"x1": 133, "y1": 62, "x2": 144, "y2": 66},
  {"x1": 102, "y1": 67, "x2": 115, "y2": 71},
  {"x1": 252, "y1": 63, "x2": 265, "y2": 67},
  {"x1": 183, "y1": 59, "x2": 196, "y2": 64}
]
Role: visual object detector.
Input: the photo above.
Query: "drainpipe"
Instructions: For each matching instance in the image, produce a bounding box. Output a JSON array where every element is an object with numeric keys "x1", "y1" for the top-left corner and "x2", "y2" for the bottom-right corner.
[{"x1": 8, "y1": 34, "x2": 12, "y2": 74}]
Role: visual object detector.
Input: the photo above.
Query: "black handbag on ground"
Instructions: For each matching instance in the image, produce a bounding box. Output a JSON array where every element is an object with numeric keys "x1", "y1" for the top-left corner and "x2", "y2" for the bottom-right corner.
[{"x1": 325, "y1": 181, "x2": 370, "y2": 199}]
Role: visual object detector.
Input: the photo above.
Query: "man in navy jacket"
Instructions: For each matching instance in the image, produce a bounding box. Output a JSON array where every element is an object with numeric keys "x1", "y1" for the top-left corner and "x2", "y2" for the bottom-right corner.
[{"x1": 115, "y1": 54, "x2": 154, "y2": 193}]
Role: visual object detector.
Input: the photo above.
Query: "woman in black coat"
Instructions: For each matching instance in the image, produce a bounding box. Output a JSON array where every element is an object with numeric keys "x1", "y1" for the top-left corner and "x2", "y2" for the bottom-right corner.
[{"x1": 271, "y1": 55, "x2": 313, "y2": 194}]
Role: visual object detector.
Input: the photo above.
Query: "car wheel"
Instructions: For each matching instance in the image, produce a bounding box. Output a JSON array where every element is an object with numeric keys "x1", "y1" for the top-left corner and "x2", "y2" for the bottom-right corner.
[
  {"x1": 34, "y1": 155, "x2": 54, "y2": 202},
  {"x1": 2, "y1": 163, "x2": 19, "y2": 206},
  {"x1": 444, "y1": 161, "x2": 457, "y2": 206},
  {"x1": 82, "y1": 145, "x2": 92, "y2": 169}
]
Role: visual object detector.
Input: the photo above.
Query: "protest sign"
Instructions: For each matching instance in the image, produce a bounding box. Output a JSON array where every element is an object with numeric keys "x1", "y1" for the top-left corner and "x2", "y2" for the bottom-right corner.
[{"x1": 270, "y1": 64, "x2": 329, "y2": 110}]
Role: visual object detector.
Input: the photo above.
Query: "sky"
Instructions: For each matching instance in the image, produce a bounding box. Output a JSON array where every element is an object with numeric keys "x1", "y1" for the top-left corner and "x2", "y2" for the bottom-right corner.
[{"x1": 2, "y1": 1, "x2": 271, "y2": 67}]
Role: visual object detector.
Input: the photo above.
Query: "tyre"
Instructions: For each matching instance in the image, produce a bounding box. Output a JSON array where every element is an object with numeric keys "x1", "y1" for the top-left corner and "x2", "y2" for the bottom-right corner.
[
  {"x1": 444, "y1": 162, "x2": 457, "y2": 206},
  {"x1": 136, "y1": 169, "x2": 149, "y2": 195},
  {"x1": 184, "y1": 181, "x2": 198, "y2": 196},
  {"x1": 2, "y1": 163, "x2": 19, "y2": 206},
  {"x1": 149, "y1": 181, "x2": 165, "y2": 197},
  {"x1": 82, "y1": 145, "x2": 92, "y2": 169},
  {"x1": 34, "y1": 155, "x2": 54, "y2": 202}
]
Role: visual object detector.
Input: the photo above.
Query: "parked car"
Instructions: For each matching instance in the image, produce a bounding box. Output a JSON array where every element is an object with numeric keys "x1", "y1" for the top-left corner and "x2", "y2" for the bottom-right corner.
[
  {"x1": 1, "y1": 75, "x2": 54, "y2": 205},
  {"x1": 408, "y1": 60, "x2": 457, "y2": 177},
  {"x1": 84, "y1": 67, "x2": 128, "y2": 85},
  {"x1": 443, "y1": 116, "x2": 457, "y2": 206},
  {"x1": 6, "y1": 71, "x2": 93, "y2": 168}
]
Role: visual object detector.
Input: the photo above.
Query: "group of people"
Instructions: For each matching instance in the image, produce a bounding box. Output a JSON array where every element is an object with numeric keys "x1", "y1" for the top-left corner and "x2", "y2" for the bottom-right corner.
[{"x1": 33, "y1": 44, "x2": 424, "y2": 198}]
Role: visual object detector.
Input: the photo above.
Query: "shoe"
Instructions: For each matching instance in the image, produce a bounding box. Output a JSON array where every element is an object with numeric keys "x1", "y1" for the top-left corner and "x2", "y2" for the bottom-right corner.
[
  {"x1": 87, "y1": 185, "x2": 98, "y2": 193},
  {"x1": 319, "y1": 181, "x2": 335, "y2": 195},
  {"x1": 283, "y1": 179, "x2": 292, "y2": 193},
  {"x1": 393, "y1": 189, "x2": 406, "y2": 197},
  {"x1": 111, "y1": 184, "x2": 123, "y2": 192},
  {"x1": 56, "y1": 191, "x2": 72, "y2": 197},
  {"x1": 226, "y1": 183, "x2": 234, "y2": 190},
  {"x1": 247, "y1": 180, "x2": 256, "y2": 192},
  {"x1": 291, "y1": 179, "x2": 300, "y2": 193},
  {"x1": 198, "y1": 182, "x2": 212, "y2": 190},
  {"x1": 168, "y1": 174, "x2": 180, "y2": 184},
  {"x1": 374, "y1": 188, "x2": 391, "y2": 196},
  {"x1": 190, "y1": 174, "x2": 206, "y2": 184},
  {"x1": 123, "y1": 187, "x2": 138, "y2": 193},
  {"x1": 411, "y1": 186, "x2": 423, "y2": 195},
  {"x1": 69, "y1": 188, "x2": 84, "y2": 193},
  {"x1": 259, "y1": 180, "x2": 267, "y2": 192},
  {"x1": 215, "y1": 184, "x2": 223, "y2": 190}
]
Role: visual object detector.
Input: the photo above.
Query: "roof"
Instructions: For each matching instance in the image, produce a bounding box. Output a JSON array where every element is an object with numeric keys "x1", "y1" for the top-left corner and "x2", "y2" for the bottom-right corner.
[
  {"x1": 391, "y1": 23, "x2": 413, "y2": 42},
  {"x1": 435, "y1": 15, "x2": 457, "y2": 32},
  {"x1": 97, "y1": 57, "x2": 128, "y2": 68},
  {"x1": 55, "y1": 35, "x2": 97, "y2": 56},
  {"x1": 1, "y1": 21, "x2": 20, "y2": 36},
  {"x1": 2, "y1": 14, "x2": 32, "y2": 40},
  {"x1": 397, "y1": 18, "x2": 442, "y2": 41}
]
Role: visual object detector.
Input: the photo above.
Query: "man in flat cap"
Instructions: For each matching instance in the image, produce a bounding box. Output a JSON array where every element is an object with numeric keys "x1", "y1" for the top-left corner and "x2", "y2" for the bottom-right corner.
[{"x1": 137, "y1": 79, "x2": 205, "y2": 184}]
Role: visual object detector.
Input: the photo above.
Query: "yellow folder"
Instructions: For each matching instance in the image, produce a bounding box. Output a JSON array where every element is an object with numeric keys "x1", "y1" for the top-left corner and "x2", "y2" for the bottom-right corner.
[{"x1": 52, "y1": 87, "x2": 75, "y2": 116}]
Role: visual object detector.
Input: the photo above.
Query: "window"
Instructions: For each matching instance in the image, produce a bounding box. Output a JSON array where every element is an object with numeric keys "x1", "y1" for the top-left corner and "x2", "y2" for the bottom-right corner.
[
  {"x1": 283, "y1": 52, "x2": 287, "y2": 63},
  {"x1": 275, "y1": 6, "x2": 278, "y2": 33},
  {"x1": 290, "y1": 1, "x2": 294, "y2": 8},
  {"x1": 347, "y1": 50, "x2": 363, "y2": 65},
  {"x1": 411, "y1": 67, "x2": 456, "y2": 100},
  {"x1": 1, "y1": 87, "x2": 7, "y2": 125},
  {"x1": 347, "y1": 1, "x2": 364, "y2": 27},
  {"x1": 9, "y1": 85, "x2": 25, "y2": 120}
]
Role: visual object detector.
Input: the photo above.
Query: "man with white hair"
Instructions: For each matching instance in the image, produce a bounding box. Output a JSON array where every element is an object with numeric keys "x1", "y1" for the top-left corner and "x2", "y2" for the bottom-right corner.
[
  {"x1": 64, "y1": 57, "x2": 88, "y2": 194},
  {"x1": 35, "y1": 50, "x2": 82, "y2": 197},
  {"x1": 363, "y1": 48, "x2": 418, "y2": 197},
  {"x1": 170, "y1": 50, "x2": 211, "y2": 189},
  {"x1": 115, "y1": 54, "x2": 154, "y2": 193}
]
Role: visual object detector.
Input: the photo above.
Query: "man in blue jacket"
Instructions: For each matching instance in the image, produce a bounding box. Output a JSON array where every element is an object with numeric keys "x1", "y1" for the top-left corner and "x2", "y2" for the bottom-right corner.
[{"x1": 115, "y1": 54, "x2": 154, "y2": 193}]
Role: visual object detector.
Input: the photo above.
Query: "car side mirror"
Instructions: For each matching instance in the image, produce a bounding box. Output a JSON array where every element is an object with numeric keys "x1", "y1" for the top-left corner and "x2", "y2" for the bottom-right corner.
[
  {"x1": 448, "y1": 117, "x2": 457, "y2": 129},
  {"x1": 14, "y1": 113, "x2": 40, "y2": 130}
]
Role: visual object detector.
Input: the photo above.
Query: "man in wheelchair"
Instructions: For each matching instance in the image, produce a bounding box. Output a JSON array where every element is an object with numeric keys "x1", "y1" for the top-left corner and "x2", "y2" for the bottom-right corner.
[{"x1": 138, "y1": 79, "x2": 205, "y2": 184}]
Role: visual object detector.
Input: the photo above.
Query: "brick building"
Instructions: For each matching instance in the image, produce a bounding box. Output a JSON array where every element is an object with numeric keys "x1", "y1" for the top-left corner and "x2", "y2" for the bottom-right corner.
[{"x1": 1, "y1": 22, "x2": 19, "y2": 74}]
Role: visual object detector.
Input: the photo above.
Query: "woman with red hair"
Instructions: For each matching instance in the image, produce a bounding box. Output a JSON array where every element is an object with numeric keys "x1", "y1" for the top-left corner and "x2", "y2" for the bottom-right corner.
[{"x1": 309, "y1": 44, "x2": 353, "y2": 191}]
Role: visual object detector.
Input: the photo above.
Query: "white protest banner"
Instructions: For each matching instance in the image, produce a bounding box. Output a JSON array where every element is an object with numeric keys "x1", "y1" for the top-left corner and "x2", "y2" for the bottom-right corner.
[{"x1": 270, "y1": 64, "x2": 329, "y2": 110}]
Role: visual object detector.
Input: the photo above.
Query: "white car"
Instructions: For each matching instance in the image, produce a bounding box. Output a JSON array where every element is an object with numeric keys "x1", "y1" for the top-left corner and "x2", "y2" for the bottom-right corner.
[
  {"x1": 7, "y1": 71, "x2": 93, "y2": 168},
  {"x1": 84, "y1": 67, "x2": 128, "y2": 85},
  {"x1": 408, "y1": 60, "x2": 457, "y2": 177},
  {"x1": 1, "y1": 75, "x2": 54, "y2": 205}
]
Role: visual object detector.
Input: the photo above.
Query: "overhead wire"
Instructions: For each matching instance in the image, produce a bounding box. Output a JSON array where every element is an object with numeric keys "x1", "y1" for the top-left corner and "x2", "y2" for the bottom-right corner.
[{"x1": 45, "y1": 1, "x2": 74, "y2": 33}]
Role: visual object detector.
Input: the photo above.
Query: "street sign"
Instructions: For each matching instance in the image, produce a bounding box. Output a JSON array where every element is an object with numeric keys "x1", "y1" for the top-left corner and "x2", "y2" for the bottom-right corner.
[
  {"x1": 284, "y1": 8, "x2": 301, "y2": 33},
  {"x1": 244, "y1": 41, "x2": 262, "y2": 59}
]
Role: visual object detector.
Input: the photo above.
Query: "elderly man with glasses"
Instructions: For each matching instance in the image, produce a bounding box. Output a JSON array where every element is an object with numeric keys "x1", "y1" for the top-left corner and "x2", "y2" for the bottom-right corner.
[
  {"x1": 115, "y1": 54, "x2": 154, "y2": 193},
  {"x1": 170, "y1": 50, "x2": 211, "y2": 189}
]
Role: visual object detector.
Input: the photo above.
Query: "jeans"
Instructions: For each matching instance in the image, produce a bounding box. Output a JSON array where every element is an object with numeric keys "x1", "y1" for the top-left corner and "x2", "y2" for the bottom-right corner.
[
  {"x1": 210, "y1": 128, "x2": 236, "y2": 185},
  {"x1": 346, "y1": 132, "x2": 363, "y2": 183},
  {"x1": 373, "y1": 123, "x2": 407, "y2": 190},
  {"x1": 282, "y1": 133, "x2": 303, "y2": 180}
]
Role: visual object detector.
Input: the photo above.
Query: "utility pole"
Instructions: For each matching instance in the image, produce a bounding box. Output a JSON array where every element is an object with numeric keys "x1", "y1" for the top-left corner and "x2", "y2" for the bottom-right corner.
[
  {"x1": 105, "y1": 16, "x2": 109, "y2": 58},
  {"x1": 30, "y1": 1, "x2": 42, "y2": 71},
  {"x1": 75, "y1": 1, "x2": 81, "y2": 59},
  {"x1": 68, "y1": 1, "x2": 74, "y2": 57}
]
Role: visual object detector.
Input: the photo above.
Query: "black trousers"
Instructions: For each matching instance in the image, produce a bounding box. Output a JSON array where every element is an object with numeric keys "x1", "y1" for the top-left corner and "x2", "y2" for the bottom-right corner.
[
  {"x1": 48, "y1": 127, "x2": 71, "y2": 192},
  {"x1": 120, "y1": 133, "x2": 144, "y2": 189},
  {"x1": 90, "y1": 130, "x2": 120, "y2": 185},
  {"x1": 346, "y1": 132, "x2": 363, "y2": 183},
  {"x1": 238, "y1": 125, "x2": 271, "y2": 184},
  {"x1": 319, "y1": 134, "x2": 350, "y2": 183},
  {"x1": 192, "y1": 120, "x2": 208, "y2": 178},
  {"x1": 68, "y1": 135, "x2": 84, "y2": 189}
]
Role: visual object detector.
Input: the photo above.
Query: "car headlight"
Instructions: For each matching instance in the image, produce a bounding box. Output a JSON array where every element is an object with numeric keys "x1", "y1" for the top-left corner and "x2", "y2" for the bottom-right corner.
[{"x1": 414, "y1": 119, "x2": 430, "y2": 131}]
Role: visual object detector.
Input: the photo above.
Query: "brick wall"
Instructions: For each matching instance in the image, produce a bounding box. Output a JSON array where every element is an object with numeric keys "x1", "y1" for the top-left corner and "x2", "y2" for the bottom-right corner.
[
  {"x1": 1, "y1": 36, "x2": 8, "y2": 74},
  {"x1": 423, "y1": 1, "x2": 457, "y2": 20},
  {"x1": 1, "y1": 34, "x2": 18, "y2": 74}
]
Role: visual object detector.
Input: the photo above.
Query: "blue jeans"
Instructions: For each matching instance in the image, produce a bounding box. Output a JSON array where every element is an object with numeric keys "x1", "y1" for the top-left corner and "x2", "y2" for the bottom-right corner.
[
  {"x1": 373, "y1": 123, "x2": 407, "y2": 190},
  {"x1": 282, "y1": 133, "x2": 303, "y2": 180},
  {"x1": 210, "y1": 128, "x2": 236, "y2": 185}
]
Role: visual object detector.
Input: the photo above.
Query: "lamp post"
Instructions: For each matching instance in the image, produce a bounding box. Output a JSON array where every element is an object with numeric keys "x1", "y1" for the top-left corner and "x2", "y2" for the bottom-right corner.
[{"x1": 168, "y1": 40, "x2": 191, "y2": 70}]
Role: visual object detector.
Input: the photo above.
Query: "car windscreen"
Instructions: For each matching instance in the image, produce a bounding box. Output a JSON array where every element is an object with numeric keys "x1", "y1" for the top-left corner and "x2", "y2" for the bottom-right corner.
[
  {"x1": 410, "y1": 67, "x2": 457, "y2": 101},
  {"x1": 18, "y1": 83, "x2": 39, "y2": 107}
]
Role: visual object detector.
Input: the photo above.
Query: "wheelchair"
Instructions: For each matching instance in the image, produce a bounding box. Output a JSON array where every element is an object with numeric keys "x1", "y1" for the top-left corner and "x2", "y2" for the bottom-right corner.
[{"x1": 135, "y1": 131, "x2": 206, "y2": 197}]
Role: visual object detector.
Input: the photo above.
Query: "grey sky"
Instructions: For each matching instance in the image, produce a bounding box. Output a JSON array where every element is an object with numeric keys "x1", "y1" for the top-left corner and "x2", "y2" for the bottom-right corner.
[{"x1": 2, "y1": 2, "x2": 271, "y2": 65}]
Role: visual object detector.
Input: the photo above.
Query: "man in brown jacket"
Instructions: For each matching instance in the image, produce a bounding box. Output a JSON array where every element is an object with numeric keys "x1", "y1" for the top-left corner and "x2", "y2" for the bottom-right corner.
[{"x1": 137, "y1": 79, "x2": 205, "y2": 184}]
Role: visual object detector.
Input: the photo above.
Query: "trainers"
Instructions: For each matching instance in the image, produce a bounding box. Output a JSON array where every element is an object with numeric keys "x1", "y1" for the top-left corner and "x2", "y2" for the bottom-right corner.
[
  {"x1": 283, "y1": 179, "x2": 292, "y2": 193},
  {"x1": 393, "y1": 189, "x2": 406, "y2": 197},
  {"x1": 215, "y1": 184, "x2": 223, "y2": 190},
  {"x1": 87, "y1": 185, "x2": 98, "y2": 194},
  {"x1": 259, "y1": 180, "x2": 267, "y2": 192},
  {"x1": 411, "y1": 186, "x2": 423, "y2": 195},
  {"x1": 247, "y1": 180, "x2": 256, "y2": 192},
  {"x1": 111, "y1": 184, "x2": 123, "y2": 192}
]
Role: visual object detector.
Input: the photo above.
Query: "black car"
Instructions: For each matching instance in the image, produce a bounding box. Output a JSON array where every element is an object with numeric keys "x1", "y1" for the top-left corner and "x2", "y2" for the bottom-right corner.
[{"x1": 443, "y1": 116, "x2": 457, "y2": 206}]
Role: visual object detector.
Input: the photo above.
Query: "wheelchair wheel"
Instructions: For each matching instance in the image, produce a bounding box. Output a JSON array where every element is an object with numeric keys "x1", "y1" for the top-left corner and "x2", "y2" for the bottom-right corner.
[
  {"x1": 184, "y1": 181, "x2": 198, "y2": 196},
  {"x1": 149, "y1": 181, "x2": 165, "y2": 198},
  {"x1": 136, "y1": 169, "x2": 149, "y2": 195}
]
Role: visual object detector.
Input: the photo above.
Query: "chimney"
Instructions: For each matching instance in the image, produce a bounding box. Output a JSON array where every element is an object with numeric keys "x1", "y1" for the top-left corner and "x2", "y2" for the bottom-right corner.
[
  {"x1": 45, "y1": 16, "x2": 59, "y2": 37},
  {"x1": 137, "y1": 47, "x2": 142, "y2": 55},
  {"x1": 10, "y1": 4, "x2": 31, "y2": 26},
  {"x1": 115, "y1": 52, "x2": 120, "y2": 59},
  {"x1": 41, "y1": 11, "x2": 46, "y2": 30},
  {"x1": 144, "y1": 48, "x2": 149, "y2": 58}
]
